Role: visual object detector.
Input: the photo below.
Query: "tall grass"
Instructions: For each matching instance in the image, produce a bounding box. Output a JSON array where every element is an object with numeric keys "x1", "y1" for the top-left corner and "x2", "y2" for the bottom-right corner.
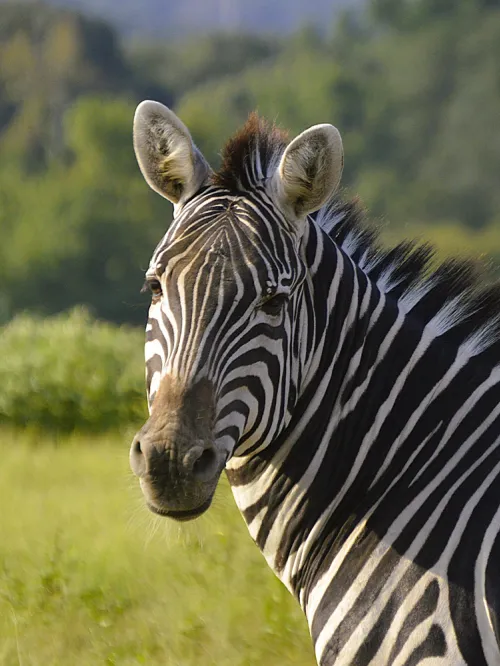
[{"x1": 0, "y1": 430, "x2": 315, "y2": 665}]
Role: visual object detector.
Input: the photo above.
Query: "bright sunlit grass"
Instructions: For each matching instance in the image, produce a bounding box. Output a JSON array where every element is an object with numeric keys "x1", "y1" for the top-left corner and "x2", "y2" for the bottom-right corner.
[{"x1": 0, "y1": 429, "x2": 314, "y2": 666}]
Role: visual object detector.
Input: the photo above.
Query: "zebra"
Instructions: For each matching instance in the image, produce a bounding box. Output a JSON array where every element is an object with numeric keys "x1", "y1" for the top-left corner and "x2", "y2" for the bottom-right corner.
[{"x1": 129, "y1": 100, "x2": 500, "y2": 665}]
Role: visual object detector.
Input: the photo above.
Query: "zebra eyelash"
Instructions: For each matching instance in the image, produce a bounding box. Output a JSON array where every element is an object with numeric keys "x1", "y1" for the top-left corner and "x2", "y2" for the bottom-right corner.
[{"x1": 141, "y1": 278, "x2": 163, "y2": 297}]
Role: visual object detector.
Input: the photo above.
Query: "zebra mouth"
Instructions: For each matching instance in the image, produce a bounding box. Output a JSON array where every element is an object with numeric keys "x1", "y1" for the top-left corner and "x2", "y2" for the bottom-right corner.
[{"x1": 146, "y1": 496, "x2": 213, "y2": 522}]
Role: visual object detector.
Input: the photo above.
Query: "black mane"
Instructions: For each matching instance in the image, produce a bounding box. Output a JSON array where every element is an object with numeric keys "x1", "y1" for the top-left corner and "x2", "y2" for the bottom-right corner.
[
  {"x1": 212, "y1": 112, "x2": 288, "y2": 190},
  {"x1": 215, "y1": 114, "x2": 500, "y2": 357},
  {"x1": 317, "y1": 198, "x2": 500, "y2": 356}
]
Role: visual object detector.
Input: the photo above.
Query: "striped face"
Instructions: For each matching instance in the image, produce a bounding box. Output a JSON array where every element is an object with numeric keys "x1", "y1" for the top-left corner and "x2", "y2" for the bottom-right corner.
[
  {"x1": 144, "y1": 188, "x2": 307, "y2": 461},
  {"x1": 129, "y1": 101, "x2": 342, "y2": 520}
]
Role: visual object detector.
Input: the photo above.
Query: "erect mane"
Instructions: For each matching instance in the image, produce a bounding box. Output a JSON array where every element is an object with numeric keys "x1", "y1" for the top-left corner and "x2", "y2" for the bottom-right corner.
[
  {"x1": 212, "y1": 112, "x2": 288, "y2": 190},
  {"x1": 213, "y1": 114, "x2": 500, "y2": 357},
  {"x1": 316, "y1": 198, "x2": 500, "y2": 356}
]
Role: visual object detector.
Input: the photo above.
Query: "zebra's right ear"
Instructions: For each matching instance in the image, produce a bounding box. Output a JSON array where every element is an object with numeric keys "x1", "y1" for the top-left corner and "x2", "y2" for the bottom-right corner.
[{"x1": 133, "y1": 101, "x2": 212, "y2": 205}]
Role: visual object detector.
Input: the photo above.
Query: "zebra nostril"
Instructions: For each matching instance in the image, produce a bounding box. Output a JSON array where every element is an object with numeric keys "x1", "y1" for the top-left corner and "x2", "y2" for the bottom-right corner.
[
  {"x1": 194, "y1": 448, "x2": 217, "y2": 477},
  {"x1": 130, "y1": 434, "x2": 145, "y2": 477},
  {"x1": 185, "y1": 446, "x2": 218, "y2": 481}
]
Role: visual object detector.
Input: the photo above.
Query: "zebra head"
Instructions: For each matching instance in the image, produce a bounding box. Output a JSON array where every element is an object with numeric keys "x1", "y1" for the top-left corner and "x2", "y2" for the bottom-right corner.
[{"x1": 130, "y1": 101, "x2": 343, "y2": 521}]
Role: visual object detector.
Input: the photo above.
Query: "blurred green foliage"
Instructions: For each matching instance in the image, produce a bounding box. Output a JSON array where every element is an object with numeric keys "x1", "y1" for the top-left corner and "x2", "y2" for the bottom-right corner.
[
  {"x1": 128, "y1": 33, "x2": 281, "y2": 102},
  {"x1": 0, "y1": 3, "x2": 170, "y2": 324},
  {"x1": 1, "y1": 0, "x2": 500, "y2": 325},
  {"x1": 0, "y1": 309, "x2": 146, "y2": 431}
]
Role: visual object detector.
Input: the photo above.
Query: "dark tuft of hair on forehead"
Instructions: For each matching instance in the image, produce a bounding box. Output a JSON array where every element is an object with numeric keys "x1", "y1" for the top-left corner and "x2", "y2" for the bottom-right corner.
[{"x1": 212, "y1": 112, "x2": 289, "y2": 191}]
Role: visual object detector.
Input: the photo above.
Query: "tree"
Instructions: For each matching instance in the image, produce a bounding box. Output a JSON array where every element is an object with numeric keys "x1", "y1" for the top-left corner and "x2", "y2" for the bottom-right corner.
[{"x1": 0, "y1": 97, "x2": 171, "y2": 324}]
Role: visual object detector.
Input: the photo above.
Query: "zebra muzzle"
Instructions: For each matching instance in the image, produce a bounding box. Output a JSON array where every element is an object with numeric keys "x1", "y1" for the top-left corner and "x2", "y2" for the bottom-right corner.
[
  {"x1": 130, "y1": 431, "x2": 224, "y2": 520},
  {"x1": 129, "y1": 376, "x2": 225, "y2": 520}
]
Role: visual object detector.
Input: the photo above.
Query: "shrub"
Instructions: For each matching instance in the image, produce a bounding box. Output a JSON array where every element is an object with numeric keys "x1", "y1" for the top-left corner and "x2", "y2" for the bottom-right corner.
[{"x1": 0, "y1": 309, "x2": 148, "y2": 432}]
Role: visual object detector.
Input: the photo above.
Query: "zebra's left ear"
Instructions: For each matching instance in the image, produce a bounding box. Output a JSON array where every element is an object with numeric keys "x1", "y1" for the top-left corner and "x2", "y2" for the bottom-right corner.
[{"x1": 271, "y1": 124, "x2": 343, "y2": 224}]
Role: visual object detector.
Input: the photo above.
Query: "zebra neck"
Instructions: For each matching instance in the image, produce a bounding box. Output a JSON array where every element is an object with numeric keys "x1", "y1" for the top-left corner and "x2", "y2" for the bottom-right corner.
[
  {"x1": 226, "y1": 237, "x2": 393, "y2": 582},
  {"x1": 229, "y1": 228, "x2": 500, "y2": 603}
]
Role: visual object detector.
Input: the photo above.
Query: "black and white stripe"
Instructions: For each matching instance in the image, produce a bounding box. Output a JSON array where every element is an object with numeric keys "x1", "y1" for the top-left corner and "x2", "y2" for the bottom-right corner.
[{"x1": 135, "y1": 104, "x2": 500, "y2": 665}]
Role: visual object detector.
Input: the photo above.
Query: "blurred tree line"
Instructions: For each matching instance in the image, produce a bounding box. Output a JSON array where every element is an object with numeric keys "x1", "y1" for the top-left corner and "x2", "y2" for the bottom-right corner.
[{"x1": 1, "y1": 0, "x2": 500, "y2": 325}]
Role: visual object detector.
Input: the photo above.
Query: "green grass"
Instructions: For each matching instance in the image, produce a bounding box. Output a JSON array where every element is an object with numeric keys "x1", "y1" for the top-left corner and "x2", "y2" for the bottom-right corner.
[{"x1": 0, "y1": 429, "x2": 315, "y2": 666}]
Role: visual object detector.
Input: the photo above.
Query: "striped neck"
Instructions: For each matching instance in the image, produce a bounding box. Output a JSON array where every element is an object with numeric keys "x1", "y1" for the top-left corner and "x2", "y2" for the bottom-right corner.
[{"x1": 227, "y1": 215, "x2": 500, "y2": 603}]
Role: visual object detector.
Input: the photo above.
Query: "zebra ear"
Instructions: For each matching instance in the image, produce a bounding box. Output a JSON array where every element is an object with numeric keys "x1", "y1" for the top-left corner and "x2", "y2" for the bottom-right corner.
[
  {"x1": 272, "y1": 124, "x2": 343, "y2": 222},
  {"x1": 133, "y1": 100, "x2": 211, "y2": 205}
]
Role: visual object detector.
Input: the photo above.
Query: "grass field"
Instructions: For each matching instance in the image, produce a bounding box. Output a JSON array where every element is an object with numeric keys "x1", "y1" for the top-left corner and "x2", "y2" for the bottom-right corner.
[{"x1": 0, "y1": 429, "x2": 315, "y2": 666}]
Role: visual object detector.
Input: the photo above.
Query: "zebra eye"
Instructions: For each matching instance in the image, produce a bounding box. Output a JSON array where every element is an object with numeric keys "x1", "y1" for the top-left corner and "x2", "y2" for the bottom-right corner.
[
  {"x1": 261, "y1": 293, "x2": 288, "y2": 317},
  {"x1": 142, "y1": 278, "x2": 162, "y2": 298}
]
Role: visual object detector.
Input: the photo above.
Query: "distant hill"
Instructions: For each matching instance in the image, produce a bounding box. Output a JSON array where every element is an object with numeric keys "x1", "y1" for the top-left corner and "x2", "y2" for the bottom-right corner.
[{"x1": 4, "y1": 0, "x2": 363, "y2": 37}]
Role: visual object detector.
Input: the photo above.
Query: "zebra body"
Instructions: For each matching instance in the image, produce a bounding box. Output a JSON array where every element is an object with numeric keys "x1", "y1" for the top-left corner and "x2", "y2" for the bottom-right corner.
[{"x1": 130, "y1": 101, "x2": 500, "y2": 665}]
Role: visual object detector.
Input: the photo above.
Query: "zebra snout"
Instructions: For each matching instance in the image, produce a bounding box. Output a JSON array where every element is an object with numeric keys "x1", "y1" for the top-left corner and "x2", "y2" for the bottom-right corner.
[
  {"x1": 129, "y1": 430, "x2": 222, "y2": 521},
  {"x1": 130, "y1": 432, "x2": 217, "y2": 480}
]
